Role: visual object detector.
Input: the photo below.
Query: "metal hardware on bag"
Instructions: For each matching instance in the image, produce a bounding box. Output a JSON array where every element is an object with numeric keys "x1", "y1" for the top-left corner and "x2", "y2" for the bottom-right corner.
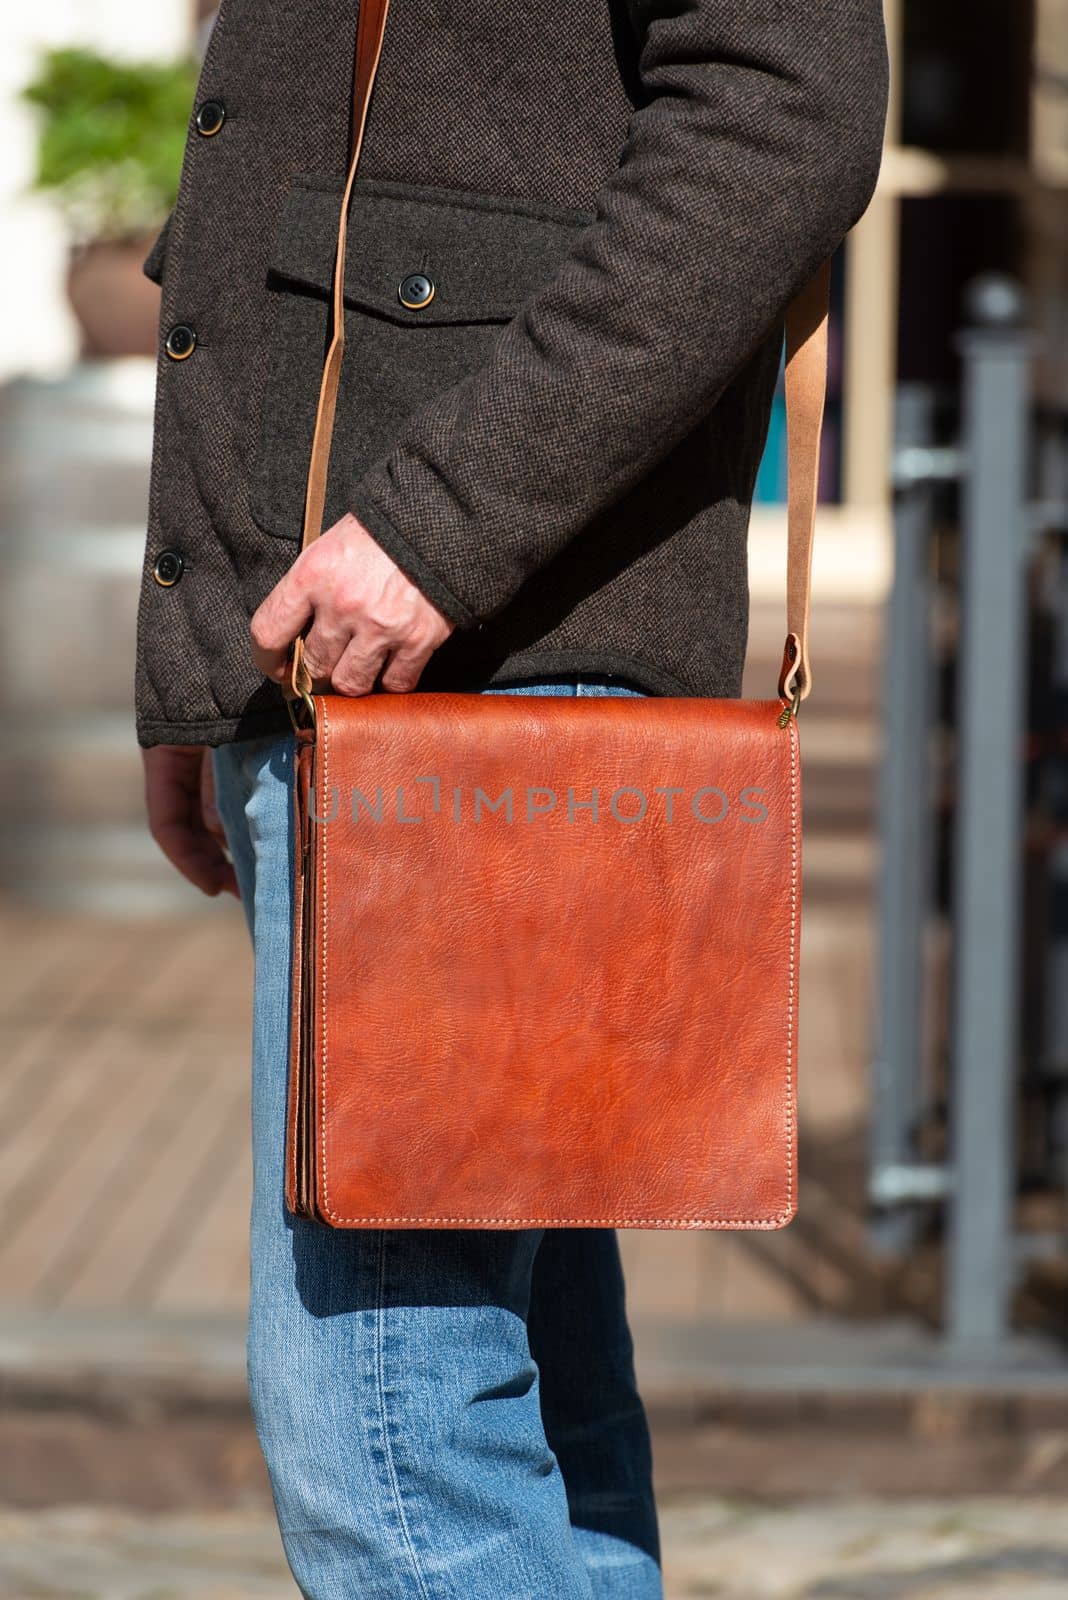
[
  {"x1": 285, "y1": 638, "x2": 317, "y2": 734},
  {"x1": 286, "y1": 685, "x2": 317, "y2": 734},
  {"x1": 777, "y1": 685, "x2": 802, "y2": 727}
]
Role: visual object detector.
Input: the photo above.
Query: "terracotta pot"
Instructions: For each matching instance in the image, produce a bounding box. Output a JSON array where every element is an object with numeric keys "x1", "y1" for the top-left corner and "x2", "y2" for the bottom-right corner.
[{"x1": 66, "y1": 236, "x2": 162, "y2": 359}]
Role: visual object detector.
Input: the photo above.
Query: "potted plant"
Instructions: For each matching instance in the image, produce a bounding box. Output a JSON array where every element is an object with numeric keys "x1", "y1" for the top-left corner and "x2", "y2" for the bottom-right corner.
[{"x1": 21, "y1": 47, "x2": 197, "y2": 358}]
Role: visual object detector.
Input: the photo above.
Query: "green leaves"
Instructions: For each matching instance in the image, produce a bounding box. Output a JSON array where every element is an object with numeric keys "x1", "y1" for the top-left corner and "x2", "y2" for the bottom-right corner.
[{"x1": 21, "y1": 47, "x2": 198, "y2": 245}]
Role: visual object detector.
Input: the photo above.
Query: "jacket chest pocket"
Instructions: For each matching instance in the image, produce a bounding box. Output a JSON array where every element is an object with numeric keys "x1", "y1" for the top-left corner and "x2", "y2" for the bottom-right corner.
[{"x1": 249, "y1": 176, "x2": 592, "y2": 543}]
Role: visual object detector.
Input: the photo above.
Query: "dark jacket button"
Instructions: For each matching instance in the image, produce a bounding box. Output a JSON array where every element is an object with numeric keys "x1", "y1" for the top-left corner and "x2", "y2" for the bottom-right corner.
[
  {"x1": 153, "y1": 550, "x2": 184, "y2": 587},
  {"x1": 165, "y1": 324, "x2": 196, "y2": 360},
  {"x1": 195, "y1": 99, "x2": 226, "y2": 136},
  {"x1": 398, "y1": 273, "x2": 435, "y2": 310}
]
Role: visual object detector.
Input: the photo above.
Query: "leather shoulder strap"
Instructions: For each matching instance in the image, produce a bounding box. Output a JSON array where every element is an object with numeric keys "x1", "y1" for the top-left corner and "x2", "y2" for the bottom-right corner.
[
  {"x1": 781, "y1": 258, "x2": 830, "y2": 704},
  {"x1": 296, "y1": 0, "x2": 391, "y2": 574},
  {"x1": 292, "y1": 0, "x2": 828, "y2": 706}
]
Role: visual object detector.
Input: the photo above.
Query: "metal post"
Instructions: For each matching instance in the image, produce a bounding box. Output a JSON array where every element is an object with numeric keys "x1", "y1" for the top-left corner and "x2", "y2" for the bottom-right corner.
[
  {"x1": 1034, "y1": 427, "x2": 1068, "y2": 1183},
  {"x1": 946, "y1": 276, "x2": 1031, "y2": 1348},
  {"x1": 869, "y1": 385, "x2": 942, "y2": 1250}
]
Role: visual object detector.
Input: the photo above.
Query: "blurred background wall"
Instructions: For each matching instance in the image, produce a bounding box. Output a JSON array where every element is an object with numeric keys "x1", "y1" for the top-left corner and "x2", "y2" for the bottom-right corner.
[{"x1": 4, "y1": 2, "x2": 1068, "y2": 1594}]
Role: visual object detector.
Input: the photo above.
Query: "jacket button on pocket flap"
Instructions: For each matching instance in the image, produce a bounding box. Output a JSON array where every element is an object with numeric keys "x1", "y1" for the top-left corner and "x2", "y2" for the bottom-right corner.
[{"x1": 398, "y1": 272, "x2": 434, "y2": 310}]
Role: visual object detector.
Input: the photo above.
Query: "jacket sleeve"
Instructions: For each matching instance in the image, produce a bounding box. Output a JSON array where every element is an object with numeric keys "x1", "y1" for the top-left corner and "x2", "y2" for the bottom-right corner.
[{"x1": 346, "y1": 0, "x2": 889, "y2": 628}]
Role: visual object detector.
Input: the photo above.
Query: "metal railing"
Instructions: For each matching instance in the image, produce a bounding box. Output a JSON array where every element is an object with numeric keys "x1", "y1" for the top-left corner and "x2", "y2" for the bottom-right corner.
[{"x1": 871, "y1": 275, "x2": 1068, "y2": 1350}]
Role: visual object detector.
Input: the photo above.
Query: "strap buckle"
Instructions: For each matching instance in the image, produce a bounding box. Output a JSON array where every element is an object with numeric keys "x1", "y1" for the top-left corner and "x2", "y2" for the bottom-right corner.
[
  {"x1": 286, "y1": 684, "x2": 317, "y2": 734},
  {"x1": 285, "y1": 638, "x2": 317, "y2": 733}
]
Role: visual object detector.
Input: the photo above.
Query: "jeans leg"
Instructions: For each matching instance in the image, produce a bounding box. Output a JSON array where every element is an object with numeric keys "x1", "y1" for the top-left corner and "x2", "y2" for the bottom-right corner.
[
  {"x1": 213, "y1": 728, "x2": 598, "y2": 1600},
  {"x1": 529, "y1": 1230, "x2": 662, "y2": 1599}
]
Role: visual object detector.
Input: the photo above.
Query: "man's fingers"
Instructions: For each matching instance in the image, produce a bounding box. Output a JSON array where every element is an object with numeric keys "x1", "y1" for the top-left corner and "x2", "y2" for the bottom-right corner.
[
  {"x1": 197, "y1": 752, "x2": 238, "y2": 895},
  {"x1": 200, "y1": 746, "x2": 227, "y2": 846},
  {"x1": 380, "y1": 636, "x2": 435, "y2": 695},
  {"x1": 250, "y1": 565, "x2": 315, "y2": 680},
  {"x1": 143, "y1": 746, "x2": 239, "y2": 899},
  {"x1": 249, "y1": 515, "x2": 455, "y2": 692},
  {"x1": 153, "y1": 820, "x2": 238, "y2": 896},
  {"x1": 300, "y1": 617, "x2": 354, "y2": 685},
  {"x1": 331, "y1": 631, "x2": 391, "y2": 697}
]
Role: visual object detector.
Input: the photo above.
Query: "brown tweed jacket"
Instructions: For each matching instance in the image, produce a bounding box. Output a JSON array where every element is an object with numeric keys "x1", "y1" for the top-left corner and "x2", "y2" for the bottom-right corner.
[{"x1": 136, "y1": 0, "x2": 888, "y2": 747}]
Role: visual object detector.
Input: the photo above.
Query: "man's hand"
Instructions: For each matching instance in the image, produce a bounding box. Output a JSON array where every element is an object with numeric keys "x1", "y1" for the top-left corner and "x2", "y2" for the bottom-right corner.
[
  {"x1": 143, "y1": 744, "x2": 238, "y2": 898},
  {"x1": 250, "y1": 513, "x2": 454, "y2": 696}
]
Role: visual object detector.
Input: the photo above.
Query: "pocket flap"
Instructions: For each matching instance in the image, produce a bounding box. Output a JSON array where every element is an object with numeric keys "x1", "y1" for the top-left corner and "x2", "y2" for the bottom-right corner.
[
  {"x1": 142, "y1": 210, "x2": 173, "y2": 286},
  {"x1": 268, "y1": 177, "x2": 593, "y2": 325}
]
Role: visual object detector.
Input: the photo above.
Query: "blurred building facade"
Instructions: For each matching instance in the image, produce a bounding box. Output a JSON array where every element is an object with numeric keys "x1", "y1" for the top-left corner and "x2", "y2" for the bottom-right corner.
[{"x1": 755, "y1": 0, "x2": 1068, "y2": 604}]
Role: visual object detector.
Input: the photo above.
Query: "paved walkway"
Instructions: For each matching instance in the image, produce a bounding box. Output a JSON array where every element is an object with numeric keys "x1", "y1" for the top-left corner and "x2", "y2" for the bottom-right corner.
[{"x1": 3, "y1": 1498, "x2": 1068, "y2": 1599}]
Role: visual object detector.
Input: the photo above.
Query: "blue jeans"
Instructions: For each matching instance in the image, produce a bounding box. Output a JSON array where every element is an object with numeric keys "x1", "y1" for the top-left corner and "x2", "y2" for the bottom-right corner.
[{"x1": 213, "y1": 678, "x2": 662, "y2": 1600}]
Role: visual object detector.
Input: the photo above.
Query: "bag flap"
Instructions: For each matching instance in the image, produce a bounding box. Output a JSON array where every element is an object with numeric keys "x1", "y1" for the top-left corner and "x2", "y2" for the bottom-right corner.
[
  {"x1": 296, "y1": 692, "x2": 800, "y2": 1230},
  {"x1": 267, "y1": 176, "x2": 593, "y2": 325}
]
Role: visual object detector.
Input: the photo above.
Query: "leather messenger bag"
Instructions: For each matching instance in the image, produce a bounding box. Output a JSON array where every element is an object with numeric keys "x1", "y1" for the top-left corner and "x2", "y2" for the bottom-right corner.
[{"x1": 284, "y1": 0, "x2": 830, "y2": 1230}]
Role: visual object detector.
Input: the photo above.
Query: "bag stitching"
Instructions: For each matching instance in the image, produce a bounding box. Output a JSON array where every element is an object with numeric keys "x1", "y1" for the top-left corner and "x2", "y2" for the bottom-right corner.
[
  {"x1": 288, "y1": 756, "x2": 304, "y2": 1207},
  {"x1": 785, "y1": 716, "x2": 799, "y2": 1217},
  {"x1": 321, "y1": 703, "x2": 332, "y2": 1218}
]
